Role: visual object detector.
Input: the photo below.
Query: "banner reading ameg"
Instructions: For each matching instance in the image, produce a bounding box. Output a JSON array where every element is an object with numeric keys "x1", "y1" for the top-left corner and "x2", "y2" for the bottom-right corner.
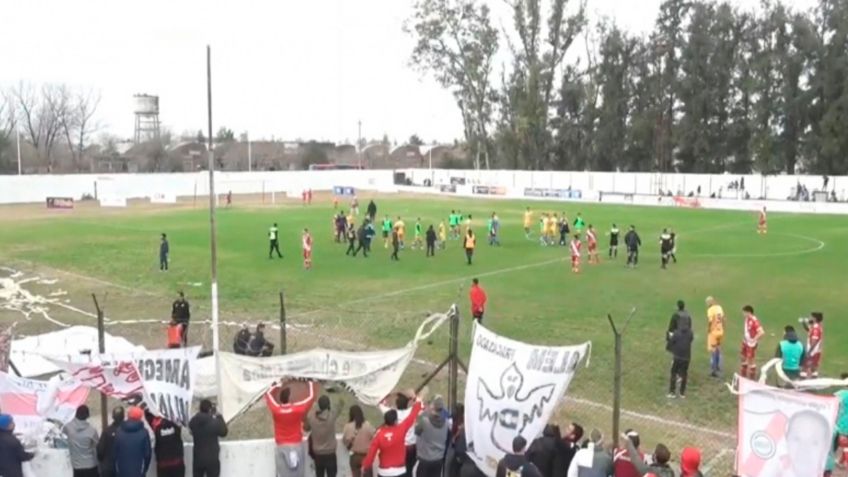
[{"x1": 464, "y1": 323, "x2": 590, "y2": 477}]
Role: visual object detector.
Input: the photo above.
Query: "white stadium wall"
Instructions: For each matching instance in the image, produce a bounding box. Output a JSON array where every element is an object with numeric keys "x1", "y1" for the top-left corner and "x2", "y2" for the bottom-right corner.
[{"x1": 1, "y1": 169, "x2": 847, "y2": 214}]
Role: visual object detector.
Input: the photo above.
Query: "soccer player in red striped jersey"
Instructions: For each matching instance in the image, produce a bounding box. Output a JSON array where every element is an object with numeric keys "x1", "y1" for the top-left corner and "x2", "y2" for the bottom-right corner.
[
  {"x1": 302, "y1": 228, "x2": 313, "y2": 270},
  {"x1": 740, "y1": 305, "x2": 765, "y2": 379},
  {"x1": 802, "y1": 312, "x2": 824, "y2": 378},
  {"x1": 757, "y1": 206, "x2": 767, "y2": 234},
  {"x1": 586, "y1": 225, "x2": 600, "y2": 264},
  {"x1": 570, "y1": 234, "x2": 582, "y2": 273}
]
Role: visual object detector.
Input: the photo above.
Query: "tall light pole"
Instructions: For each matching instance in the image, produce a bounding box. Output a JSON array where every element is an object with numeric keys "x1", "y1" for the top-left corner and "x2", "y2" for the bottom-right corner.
[{"x1": 206, "y1": 45, "x2": 220, "y2": 355}]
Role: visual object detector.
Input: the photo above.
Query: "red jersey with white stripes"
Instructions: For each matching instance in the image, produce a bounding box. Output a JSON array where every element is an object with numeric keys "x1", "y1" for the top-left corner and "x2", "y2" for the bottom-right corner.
[
  {"x1": 570, "y1": 239, "x2": 581, "y2": 257},
  {"x1": 587, "y1": 229, "x2": 597, "y2": 246},
  {"x1": 807, "y1": 322, "x2": 823, "y2": 355},
  {"x1": 302, "y1": 233, "x2": 312, "y2": 252},
  {"x1": 743, "y1": 314, "x2": 763, "y2": 347}
]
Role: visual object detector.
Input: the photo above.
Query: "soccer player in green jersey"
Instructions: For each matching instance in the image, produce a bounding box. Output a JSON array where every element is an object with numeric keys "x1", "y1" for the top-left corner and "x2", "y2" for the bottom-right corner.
[
  {"x1": 573, "y1": 212, "x2": 586, "y2": 236},
  {"x1": 448, "y1": 210, "x2": 459, "y2": 240},
  {"x1": 381, "y1": 215, "x2": 393, "y2": 249},
  {"x1": 413, "y1": 218, "x2": 424, "y2": 250}
]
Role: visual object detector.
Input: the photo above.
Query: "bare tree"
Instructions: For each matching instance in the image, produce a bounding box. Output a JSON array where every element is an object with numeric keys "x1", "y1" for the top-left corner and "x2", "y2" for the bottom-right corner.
[
  {"x1": 11, "y1": 82, "x2": 65, "y2": 171},
  {"x1": 55, "y1": 87, "x2": 100, "y2": 172}
]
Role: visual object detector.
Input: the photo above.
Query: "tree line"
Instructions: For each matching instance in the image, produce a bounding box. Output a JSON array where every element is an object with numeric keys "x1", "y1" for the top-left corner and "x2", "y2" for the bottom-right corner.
[{"x1": 407, "y1": 0, "x2": 848, "y2": 175}]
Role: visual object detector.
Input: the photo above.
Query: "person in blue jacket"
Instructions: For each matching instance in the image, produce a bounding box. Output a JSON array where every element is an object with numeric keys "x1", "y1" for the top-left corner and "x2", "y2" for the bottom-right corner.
[{"x1": 113, "y1": 406, "x2": 151, "y2": 477}]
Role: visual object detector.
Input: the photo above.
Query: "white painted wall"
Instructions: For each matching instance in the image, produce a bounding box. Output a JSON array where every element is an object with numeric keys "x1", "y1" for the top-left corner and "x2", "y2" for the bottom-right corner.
[{"x1": 26, "y1": 438, "x2": 353, "y2": 477}]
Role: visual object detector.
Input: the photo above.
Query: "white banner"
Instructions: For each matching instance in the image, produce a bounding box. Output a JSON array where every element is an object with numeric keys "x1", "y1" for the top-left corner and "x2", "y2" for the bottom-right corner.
[
  {"x1": 46, "y1": 347, "x2": 200, "y2": 426},
  {"x1": 99, "y1": 195, "x2": 127, "y2": 207},
  {"x1": 211, "y1": 311, "x2": 448, "y2": 422},
  {"x1": 150, "y1": 192, "x2": 177, "y2": 204},
  {"x1": 736, "y1": 377, "x2": 839, "y2": 477},
  {"x1": 0, "y1": 371, "x2": 90, "y2": 439},
  {"x1": 464, "y1": 323, "x2": 590, "y2": 477}
]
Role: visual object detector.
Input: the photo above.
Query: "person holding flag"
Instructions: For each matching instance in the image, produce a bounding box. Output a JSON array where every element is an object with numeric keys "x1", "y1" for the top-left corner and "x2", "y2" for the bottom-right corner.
[{"x1": 302, "y1": 228, "x2": 313, "y2": 270}]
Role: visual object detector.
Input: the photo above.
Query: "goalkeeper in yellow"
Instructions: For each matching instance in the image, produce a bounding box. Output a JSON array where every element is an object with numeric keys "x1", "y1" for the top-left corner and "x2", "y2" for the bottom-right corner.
[{"x1": 706, "y1": 296, "x2": 725, "y2": 377}]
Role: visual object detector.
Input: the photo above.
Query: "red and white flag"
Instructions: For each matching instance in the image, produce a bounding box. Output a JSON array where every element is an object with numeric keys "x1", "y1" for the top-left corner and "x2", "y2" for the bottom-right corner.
[
  {"x1": 0, "y1": 371, "x2": 90, "y2": 438},
  {"x1": 736, "y1": 377, "x2": 838, "y2": 477}
]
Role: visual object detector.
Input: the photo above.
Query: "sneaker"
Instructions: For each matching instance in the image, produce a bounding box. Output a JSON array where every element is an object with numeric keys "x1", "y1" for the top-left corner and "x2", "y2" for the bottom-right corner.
[
  {"x1": 679, "y1": 394, "x2": 686, "y2": 399},
  {"x1": 666, "y1": 393, "x2": 677, "y2": 399}
]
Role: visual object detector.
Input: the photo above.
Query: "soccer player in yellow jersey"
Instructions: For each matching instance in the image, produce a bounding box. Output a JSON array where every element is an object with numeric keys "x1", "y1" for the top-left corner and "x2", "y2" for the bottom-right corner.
[
  {"x1": 394, "y1": 216, "x2": 406, "y2": 249},
  {"x1": 706, "y1": 296, "x2": 725, "y2": 377},
  {"x1": 438, "y1": 221, "x2": 447, "y2": 249},
  {"x1": 523, "y1": 207, "x2": 533, "y2": 238},
  {"x1": 539, "y1": 214, "x2": 548, "y2": 246},
  {"x1": 464, "y1": 214, "x2": 473, "y2": 233},
  {"x1": 548, "y1": 213, "x2": 559, "y2": 244}
]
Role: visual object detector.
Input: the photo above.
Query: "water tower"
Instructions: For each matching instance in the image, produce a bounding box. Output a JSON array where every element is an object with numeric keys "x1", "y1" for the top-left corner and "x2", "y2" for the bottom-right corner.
[{"x1": 133, "y1": 94, "x2": 160, "y2": 144}]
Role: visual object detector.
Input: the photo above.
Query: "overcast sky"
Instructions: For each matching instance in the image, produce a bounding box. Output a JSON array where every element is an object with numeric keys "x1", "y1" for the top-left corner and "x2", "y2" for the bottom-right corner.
[{"x1": 1, "y1": 0, "x2": 816, "y2": 145}]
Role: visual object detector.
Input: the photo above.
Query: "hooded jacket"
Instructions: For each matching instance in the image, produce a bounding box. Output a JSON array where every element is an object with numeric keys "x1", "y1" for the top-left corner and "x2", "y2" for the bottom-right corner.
[
  {"x1": 307, "y1": 405, "x2": 342, "y2": 456},
  {"x1": 667, "y1": 327, "x2": 694, "y2": 361},
  {"x1": 64, "y1": 418, "x2": 99, "y2": 470},
  {"x1": 680, "y1": 448, "x2": 702, "y2": 477},
  {"x1": 0, "y1": 428, "x2": 34, "y2": 477},
  {"x1": 496, "y1": 453, "x2": 543, "y2": 477},
  {"x1": 188, "y1": 411, "x2": 228, "y2": 464},
  {"x1": 415, "y1": 409, "x2": 448, "y2": 462},
  {"x1": 566, "y1": 442, "x2": 614, "y2": 477},
  {"x1": 528, "y1": 425, "x2": 560, "y2": 477},
  {"x1": 145, "y1": 411, "x2": 184, "y2": 469},
  {"x1": 113, "y1": 420, "x2": 152, "y2": 477},
  {"x1": 97, "y1": 419, "x2": 122, "y2": 474}
]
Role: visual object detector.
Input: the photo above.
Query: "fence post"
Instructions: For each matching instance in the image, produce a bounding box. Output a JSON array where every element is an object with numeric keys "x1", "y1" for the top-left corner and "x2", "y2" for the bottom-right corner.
[
  {"x1": 279, "y1": 291, "x2": 287, "y2": 355},
  {"x1": 607, "y1": 308, "x2": 636, "y2": 443},
  {"x1": 448, "y1": 307, "x2": 460, "y2": 412},
  {"x1": 92, "y1": 294, "x2": 108, "y2": 432}
]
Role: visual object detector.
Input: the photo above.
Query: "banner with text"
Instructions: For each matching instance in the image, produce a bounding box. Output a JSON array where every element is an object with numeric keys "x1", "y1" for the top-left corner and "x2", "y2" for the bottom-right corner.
[
  {"x1": 736, "y1": 377, "x2": 838, "y2": 477},
  {"x1": 46, "y1": 347, "x2": 200, "y2": 426},
  {"x1": 472, "y1": 185, "x2": 507, "y2": 196},
  {"x1": 211, "y1": 312, "x2": 448, "y2": 422},
  {"x1": 464, "y1": 323, "x2": 590, "y2": 477},
  {"x1": 0, "y1": 372, "x2": 90, "y2": 439}
]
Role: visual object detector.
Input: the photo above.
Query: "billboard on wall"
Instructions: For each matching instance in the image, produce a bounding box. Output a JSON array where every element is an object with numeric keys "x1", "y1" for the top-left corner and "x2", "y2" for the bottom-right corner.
[
  {"x1": 46, "y1": 197, "x2": 74, "y2": 209},
  {"x1": 439, "y1": 184, "x2": 457, "y2": 193},
  {"x1": 524, "y1": 188, "x2": 582, "y2": 199},
  {"x1": 472, "y1": 185, "x2": 508, "y2": 196},
  {"x1": 333, "y1": 186, "x2": 355, "y2": 196}
]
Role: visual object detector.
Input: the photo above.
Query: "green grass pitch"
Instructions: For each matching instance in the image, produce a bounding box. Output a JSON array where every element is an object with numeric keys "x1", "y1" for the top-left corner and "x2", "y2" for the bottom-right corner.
[{"x1": 0, "y1": 194, "x2": 845, "y2": 438}]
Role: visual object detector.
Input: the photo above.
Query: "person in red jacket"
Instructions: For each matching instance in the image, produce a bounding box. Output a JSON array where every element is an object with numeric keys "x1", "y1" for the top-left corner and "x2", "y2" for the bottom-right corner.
[
  {"x1": 266, "y1": 380, "x2": 318, "y2": 477},
  {"x1": 612, "y1": 429, "x2": 643, "y2": 477},
  {"x1": 469, "y1": 278, "x2": 487, "y2": 323},
  {"x1": 362, "y1": 390, "x2": 426, "y2": 477}
]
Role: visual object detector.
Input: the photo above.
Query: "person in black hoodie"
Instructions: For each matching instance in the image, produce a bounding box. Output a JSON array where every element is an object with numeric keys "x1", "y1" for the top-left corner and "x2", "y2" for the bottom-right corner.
[
  {"x1": 496, "y1": 436, "x2": 543, "y2": 477},
  {"x1": 97, "y1": 407, "x2": 124, "y2": 477},
  {"x1": 189, "y1": 399, "x2": 229, "y2": 477},
  {"x1": 113, "y1": 407, "x2": 151, "y2": 477},
  {"x1": 553, "y1": 422, "x2": 583, "y2": 477},
  {"x1": 144, "y1": 407, "x2": 185, "y2": 477},
  {"x1": 527, "y1": 425, "x2": 560, "y2": 477},
  {"x1": 667, "y1": 300, "x2": 694, "y2": 398},
  {"x1": 367, "y1": 200, "x2": 377, "y2": 222},
  {"x1": 0, "y1": 414, "x2": 34, "y2": 477},
  {"x1": 425, "y1": 225, "x2": 437, "y2": 257}
]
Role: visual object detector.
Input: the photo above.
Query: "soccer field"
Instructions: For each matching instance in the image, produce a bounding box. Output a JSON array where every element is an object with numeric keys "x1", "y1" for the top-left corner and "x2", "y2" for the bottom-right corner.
[{"x1": 0, "y1": 193, "x2": 845, "y2": 465}]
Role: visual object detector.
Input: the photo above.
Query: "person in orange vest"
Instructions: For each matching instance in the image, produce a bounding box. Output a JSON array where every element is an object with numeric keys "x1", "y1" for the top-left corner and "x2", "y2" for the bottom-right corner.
[
  {"x1": 464, "y1": 229, "x2": 476, "y2": 265},
  {"x1": 166, "y1": 318, "x2": 183, "y2": 349}
]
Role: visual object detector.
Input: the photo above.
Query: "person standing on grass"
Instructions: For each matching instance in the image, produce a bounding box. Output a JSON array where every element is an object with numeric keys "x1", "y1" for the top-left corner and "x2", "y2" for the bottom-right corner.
[
  {"x1": 438, "y1": 221, "x2": 447, "y2": 250},
  {"x1": 64, "y1": 405, "x2": 100, "y2": 477},
  {"x1": 705, "y1": 296, "x2": 725, "y2": 378},
  {"x1": 464, "y1": 229, "x2": 476, "y2": 265},
  {"x1": 667, "y1": 300, "x2": 693, "y2": 399},
  {"x1": 343, "y1": 405, "x2": 376, "y2": 477},
  {"x1": 166, "y1": 318, "x2": 183, "y2": 349},
  {"x1": 382, "y1": 215, "x2": 393, "y2": 249},
  {"x1": 0, "y1": 414, "x2": 35, "y2": 477},
  {"x1": 189, "y1": 399, "x2": 228, "y2": 477},
  {"x1": 364, "y1": 219, "x2": 376, "y2": 254},
  {"x1": 267, "y1": 380, "x2": 318, "y2": 477},
  {"x1": 801, "y1": 312, "x2": 825, "y2": 378},
  {"x1": 391, "y1": 229, "x2": 401, "y2": 261},
  {"x1": 97, "y1": 407, "x2": 124, "y2": 477},
  {"x1": 144, "y1": 407, "x2": 185, "y2": 477},
  {"x1": 302, "y1": 228, "x2": 313, "y2": 270},
  {"x1": 425, "y1": 225, "x2": 437, "y2": 257},
  {"x1": 306, "y1": 395, "x2": 345, "y2": 477},
  {"x1": 415, "y1": 396, "x2": 449, "y2": 477},
  {"x1": 624, "y1": 225, "x2": 641, "y2": 268},
  {"x1": 608, "y1": 224, "x2": 620, "y2": 259},
  {"x1": 171, "y1": 292, "x2": 190, "y2": 346},
  {"x1": 113, "y1": 407, "x2": 151, "y2": 477},
  {"x1": 469, "y1": 279, "x2": 487, "y2": 323},
  {"x1": 353, "y1": 223, "x2": 370, "y2": 258},
  {"x1": 159, "y1": 233, "x2": 169, "y2": 272},
  {"x1": 269, "y1": 222, "x2": 283, "y2": 259},
  {"x1": 367, "y1": 200, "x2": 377, "y2": 222},
  {"x1": 345, "y1": 223, "x2": 357, "y2": 256}
]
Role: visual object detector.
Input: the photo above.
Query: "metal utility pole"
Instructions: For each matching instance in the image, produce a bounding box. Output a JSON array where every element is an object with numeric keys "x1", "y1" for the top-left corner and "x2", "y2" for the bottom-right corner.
[
  {"x1": 357, "y1": 120, "x2": 362, "y2": 168},
  {"x1": 206, "y1": 45, "x2": 220, "y2": 354},
  {"x1": 92, "y1": 294, "x2": 108, "y2": 431}
]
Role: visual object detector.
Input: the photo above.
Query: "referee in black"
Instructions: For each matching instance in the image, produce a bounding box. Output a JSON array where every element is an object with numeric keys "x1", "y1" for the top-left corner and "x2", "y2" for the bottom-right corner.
[
  {"x1": 608, "y1": 224, "x2": 620, "y2": 258},
  {"x1": 269, "y1": 223, "x2": 282, "y2": 259},
  {"x1": 660, "y1": 228, "x2": 673, "y2": 269},
  {"x1": 624, "y1": 225, "x2": 641, "y2": 268}
]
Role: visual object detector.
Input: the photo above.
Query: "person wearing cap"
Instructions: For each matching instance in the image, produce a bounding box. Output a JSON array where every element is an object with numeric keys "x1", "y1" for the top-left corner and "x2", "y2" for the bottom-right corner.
[
  {"x1": 64, "y1": 405, "x2": 100, "y2": 477},
  {"x1": 414, "y1": 395, "x2": 449, "y2": 477},
  {"x1": 496, "y1": 435, "x2": 543, "y2": 477},
  {"x1": 613, "y1": 429, "x2": 643, "y2": 477},
  {"x1": 567, "y1": 429, "x2": 613, "y2": 477},
  {"x1": 97, "y1": 407, "x2": 124, "y2": 477},
  {"x1": 189, "y1": 399, "x2": 229, "y2": 477},
  {"x1": 306, "y1": 394, "x2": 346, "y2": 477},
  {"x1": 113, "y1": 406, "x2": 151, "y2": 477},
  {"x1": 0, "y1": 414, "x2": 34, "y2": 477},
  {"x1": 619, "y1": 434, "x2": 676, "y2": 477},
  {"x1": 679, "y1": 448, "x2": 702, "y2": 477}
]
